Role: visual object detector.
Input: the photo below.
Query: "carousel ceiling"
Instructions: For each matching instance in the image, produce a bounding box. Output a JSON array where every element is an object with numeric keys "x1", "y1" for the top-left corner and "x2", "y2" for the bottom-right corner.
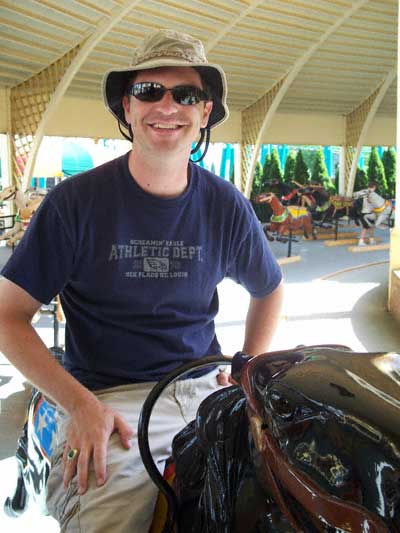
[{"x1": 0, "y1": 0, "x2": 397, "y2": 117}]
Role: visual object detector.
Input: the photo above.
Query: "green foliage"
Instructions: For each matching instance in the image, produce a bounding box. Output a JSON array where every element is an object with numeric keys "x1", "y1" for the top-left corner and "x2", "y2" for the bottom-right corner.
[
  {"x1": 322, "y1": 177, "x2": 337, "y2": 194},
  {"x1": 283, "y1": 151, "x2": 296, "y2": 182},
  {"x1": 301, "y1": 149, "x2": 317, "y2": 171},
  {"x1": 381, "y1": 147, "x2": 396, "y2": 198},
  {"x1": 354, "y1": 167, "x2": 368, "y2": 191},
  {"x1": 311, "y1": 148, "x2": 329, "y2": 184},
  {"x1": 251, "y1": 161, "x2": 271, "y2": 223},
  {"x1": 252, "y1": 161, "x2": 263, "y2": 195},
  {"x1": 367, "y1": 147, "x2": 387, "y2": 195},
  {"x1": 334, "y1": 165, "x2": 339, "y2": 193},
  {"x1": 262, "y1": 154, "x2": 272, "y2": 181},
  {"x1": 269, "y1": 148, "x2": 283, "y2": 182},
  {"x1": 294, "y1": 149, "x2": 309, "y2": 185}
]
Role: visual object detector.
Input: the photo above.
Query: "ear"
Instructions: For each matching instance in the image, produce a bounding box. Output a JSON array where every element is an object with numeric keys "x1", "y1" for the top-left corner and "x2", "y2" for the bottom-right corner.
[
  {"x1": 200, "y1": 101, "x2": 213, "y2": 129},
  {"x1": 122, "y1": 95, "x2": 131, "y2": 125}
]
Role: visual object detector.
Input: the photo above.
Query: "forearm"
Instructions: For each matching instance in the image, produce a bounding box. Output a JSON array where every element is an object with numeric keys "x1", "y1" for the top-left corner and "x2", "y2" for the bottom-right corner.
[
  {"x1": 242, "y1": 282, "x2": 284, "y2": 356},
  {"x1": 0, "y1": 315, "x2": 97, "y2": 415}
]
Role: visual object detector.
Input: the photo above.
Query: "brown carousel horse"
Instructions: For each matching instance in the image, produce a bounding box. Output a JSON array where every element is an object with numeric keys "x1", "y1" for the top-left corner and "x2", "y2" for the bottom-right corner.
[{"x1": 255, "y1": 192, "x2": 316, "y2": 242}]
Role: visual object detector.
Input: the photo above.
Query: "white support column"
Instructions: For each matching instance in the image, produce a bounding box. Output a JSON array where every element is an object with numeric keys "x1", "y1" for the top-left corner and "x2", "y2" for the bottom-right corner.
[
  {"x1": 3, "y1": 88, "x2": 12, "y2": 188},
  {"x1": 243, "y1": 0, "x2": 368, "y2": 199},
  {"x1": 0, "y1": 135, "x2": 11, "y2": 187},
  {"x1": 387, "y1": 20, "x2": 400, "y2": 313},
  {"x1": 234, "y1": 144, "x2": 241, "y2": 190},
  {"x1": 339, "y1": 146, "x2": 346, "y2": 195}
]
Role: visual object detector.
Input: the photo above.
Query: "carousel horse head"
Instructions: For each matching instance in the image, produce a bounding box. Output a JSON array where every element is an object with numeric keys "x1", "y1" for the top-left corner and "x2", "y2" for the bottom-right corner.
[
  {"x1": 236, "y1": 346, "x2": 400, "y2": 532},
  {"x1": 0, "y1": 185, "x2": 17, "y2": 202},
  {"x1": 254, "y1": 192, "x2": 274, "y2": 204}
]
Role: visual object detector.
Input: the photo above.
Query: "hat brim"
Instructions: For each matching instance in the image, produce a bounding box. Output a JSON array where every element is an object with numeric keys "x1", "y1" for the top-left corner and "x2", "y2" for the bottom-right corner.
[{"x1": 103, "y1": 57, "x2": 229, "y2": 131}]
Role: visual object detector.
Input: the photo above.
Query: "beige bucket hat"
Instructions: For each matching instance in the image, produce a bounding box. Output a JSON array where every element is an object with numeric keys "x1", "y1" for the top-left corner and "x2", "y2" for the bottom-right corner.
[{"x1": 103, "y1": 29, "x2": 229, "y2": 130}]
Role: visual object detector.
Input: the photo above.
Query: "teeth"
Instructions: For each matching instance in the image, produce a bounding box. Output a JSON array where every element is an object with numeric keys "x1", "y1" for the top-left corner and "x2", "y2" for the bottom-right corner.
[{"x1": 153, "y1": 124, "x2": 179, "y2": 129}]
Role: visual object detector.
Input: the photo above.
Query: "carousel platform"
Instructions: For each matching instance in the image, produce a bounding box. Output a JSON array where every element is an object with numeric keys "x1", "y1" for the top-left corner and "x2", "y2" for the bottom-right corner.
[{"x1": 0, "y1": 222, "x2": 398, "y2": 531}]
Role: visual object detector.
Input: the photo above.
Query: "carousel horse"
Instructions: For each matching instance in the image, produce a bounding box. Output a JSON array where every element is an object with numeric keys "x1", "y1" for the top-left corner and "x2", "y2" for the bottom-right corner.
[
  {"x1": 269, "y1": 180, "x2": 329, "y2": 211},
  {"x1": 268, "y1": 180, "x2": 300, "y2": 206},
  {"x1": 0, "y1": 187, "x2": 44, "y2": 247},
  {"x1": 255, "y1": 191, "x2": 316, "y2": 241},
  {"x1": 6, "y1": 345, "x2": 400, "y2": 532},
  {"x1": 267, "y1": 181, "x2": 359, "y2": 228},
  {"x1": 290, "y1": 182, "x2": 363, "y2": 228},
  {"x1": 353, "y1": 188, "x2": 393, "y2": 229},
  {"x1": 139, "y1": 345, "x2": 400, "y2": 532}
]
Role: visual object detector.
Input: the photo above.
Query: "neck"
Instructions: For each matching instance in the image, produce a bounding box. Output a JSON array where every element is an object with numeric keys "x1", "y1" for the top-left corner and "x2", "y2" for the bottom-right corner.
[
  {"x1": 271, "y1": 196, "x2": 285, "y2": 215},
  {"x1": 128, "y1": 147, "x2": 191, "y2": 198}
]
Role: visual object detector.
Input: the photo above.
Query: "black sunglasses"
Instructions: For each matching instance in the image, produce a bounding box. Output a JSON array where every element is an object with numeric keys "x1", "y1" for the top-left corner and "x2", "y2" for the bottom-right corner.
[{"x1": 126, "y1": 82, "x2": 210, "y2": 105}]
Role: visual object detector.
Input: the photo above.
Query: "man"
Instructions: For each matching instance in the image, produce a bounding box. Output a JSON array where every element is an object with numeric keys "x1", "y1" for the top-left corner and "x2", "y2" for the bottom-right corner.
[{"x1": 0, "y1": 30, "x2": 283, "y2": 531}]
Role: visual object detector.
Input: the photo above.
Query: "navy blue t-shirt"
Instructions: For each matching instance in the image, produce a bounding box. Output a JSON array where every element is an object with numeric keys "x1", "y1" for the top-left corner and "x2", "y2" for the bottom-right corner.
[{"x1": 2, "y1": 153, "x2": 282, "y2": 389}]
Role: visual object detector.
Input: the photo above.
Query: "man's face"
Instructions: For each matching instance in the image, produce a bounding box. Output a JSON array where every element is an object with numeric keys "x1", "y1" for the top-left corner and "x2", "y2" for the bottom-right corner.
[{"x1": 122, "y1": 66, "x2": 213, "y2": 158}]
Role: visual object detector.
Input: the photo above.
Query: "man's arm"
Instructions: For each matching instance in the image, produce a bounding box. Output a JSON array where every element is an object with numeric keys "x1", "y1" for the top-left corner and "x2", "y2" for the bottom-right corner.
[
  {"x1": 242, "y1": 281, "x2": 284, "y2": 356},
  {"x1": 0, "y1": 278, "x2": 133, "y2": 494}
]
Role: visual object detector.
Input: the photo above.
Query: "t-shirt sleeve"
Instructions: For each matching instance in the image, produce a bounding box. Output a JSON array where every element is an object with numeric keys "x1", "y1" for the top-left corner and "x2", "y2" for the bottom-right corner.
[
  {"x1": 1, "y1": 195, "x2": 75, "y2": 304},
  {"x1": 226, "y1": 200, "x2": 282, "y2": 298}
]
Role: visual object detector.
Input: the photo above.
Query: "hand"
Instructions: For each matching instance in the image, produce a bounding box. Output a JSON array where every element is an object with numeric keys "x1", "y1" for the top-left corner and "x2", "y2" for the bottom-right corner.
[
  {"x1": 216, "y1": 368, "x2": 237, "y2": 386},
  {"x1": 62, "y1": 397, "x2": 133, "y2": 495}
]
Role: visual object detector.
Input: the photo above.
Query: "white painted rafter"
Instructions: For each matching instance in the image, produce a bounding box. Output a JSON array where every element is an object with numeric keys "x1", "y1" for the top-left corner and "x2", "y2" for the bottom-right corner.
[
  {"x1": 204, "y1": 0, "x2": 265, "y2": 53},
  {"x1": 21, "y1": 0, "x2": 142, "y2": 191},
  {"x1": 345, "y1": 67, "x2": 396, "y2": 197},
  {"x1": 243, "y1": 0, "x2": 369, "y2": 198}
]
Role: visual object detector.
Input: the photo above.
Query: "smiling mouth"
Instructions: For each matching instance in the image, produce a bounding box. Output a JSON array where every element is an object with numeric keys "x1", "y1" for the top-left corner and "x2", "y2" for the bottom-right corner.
[{"x1": 150, "y1": 123, "x2": 184, "y2": 130}]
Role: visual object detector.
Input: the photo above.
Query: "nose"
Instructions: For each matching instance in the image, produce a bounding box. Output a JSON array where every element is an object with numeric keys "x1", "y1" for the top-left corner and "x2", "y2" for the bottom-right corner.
[{"x1": 154, "y1": 89, "x2": 179, "y2": 114}]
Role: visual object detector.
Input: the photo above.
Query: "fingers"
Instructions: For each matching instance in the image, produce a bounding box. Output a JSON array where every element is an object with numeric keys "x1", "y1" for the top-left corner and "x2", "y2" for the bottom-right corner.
[
  {"x1": 63, "y1": 445, "x2": 81, "y2": 489},
  {"x1": 77, "y1": 447, "x2": 91, "y2": 494},
  {"x1": 62, "y1": 445, "x2": 92, "y2": 494},
  {"x1": 217, "y1": 369, "x2": 231, "y2": 386},
  {"x1": 61, "y1": 408, "x2": 134, "y2": 495},
  {"x1": 93, "y1": 440, "x2": 107, "y2": 488},
  {"x1": 115, "y1": 415, "x2": 134, "y2": 449}
]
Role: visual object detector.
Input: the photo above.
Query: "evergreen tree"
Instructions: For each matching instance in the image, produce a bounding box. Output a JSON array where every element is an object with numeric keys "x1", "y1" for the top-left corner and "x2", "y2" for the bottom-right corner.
[
  {"x1": 252, "y1": 161, "x2": 263, "y2": 196},
  {"x1": 269, "y1": 147, "x2": 283, "y2": 182},
  {"x1": 302, "y1": 148, "x2": 317, "y2": 172},
  {"x1": 310, "y1": 148, "x2": 336, "y2": 193},
  {"x1": 311, "y1": 148, "x2": 328, "y2": 184},
  {"x1": 367, "y1": 147, "x2": 387, "y2": 195},
  {"x1": 262, "y1": 154, "x2": 272, "y2": 182},
  {"x1": 283, "y1": 151, "x2": 296, "y2": 182},
  {"x1": 334, "y1": 165, "x2": 339, "y2": 193},
  {"x1": 251, "y1": 161, "x2": 271, "y2": 222},
  {"x1": 354, "y1": 167, "x2": 368, "y2": 191},
  {"x1": 294, "y1": 149, "x2": 309, "y2": 185},
  {"x1": 381, "y1": 147, "x2": 396, "y2": 198}
]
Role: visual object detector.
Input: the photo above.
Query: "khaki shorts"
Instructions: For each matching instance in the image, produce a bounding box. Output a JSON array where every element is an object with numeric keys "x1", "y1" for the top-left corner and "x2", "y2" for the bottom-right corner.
[{"x1": 46, "y1": 370, "x2": 223, "y2": 532}]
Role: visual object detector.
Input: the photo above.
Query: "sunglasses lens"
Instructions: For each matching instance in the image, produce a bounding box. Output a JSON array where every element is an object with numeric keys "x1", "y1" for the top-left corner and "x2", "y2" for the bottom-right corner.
[
  {"x1": 172, "y1": 87, "x2": 202, "y2": 105},
  {"x1": 129, "y1": 83, "x2": 209, "y2": 105},
  {"x1": 131, "y1": 82, "x2": 164, "y2": 102}
]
